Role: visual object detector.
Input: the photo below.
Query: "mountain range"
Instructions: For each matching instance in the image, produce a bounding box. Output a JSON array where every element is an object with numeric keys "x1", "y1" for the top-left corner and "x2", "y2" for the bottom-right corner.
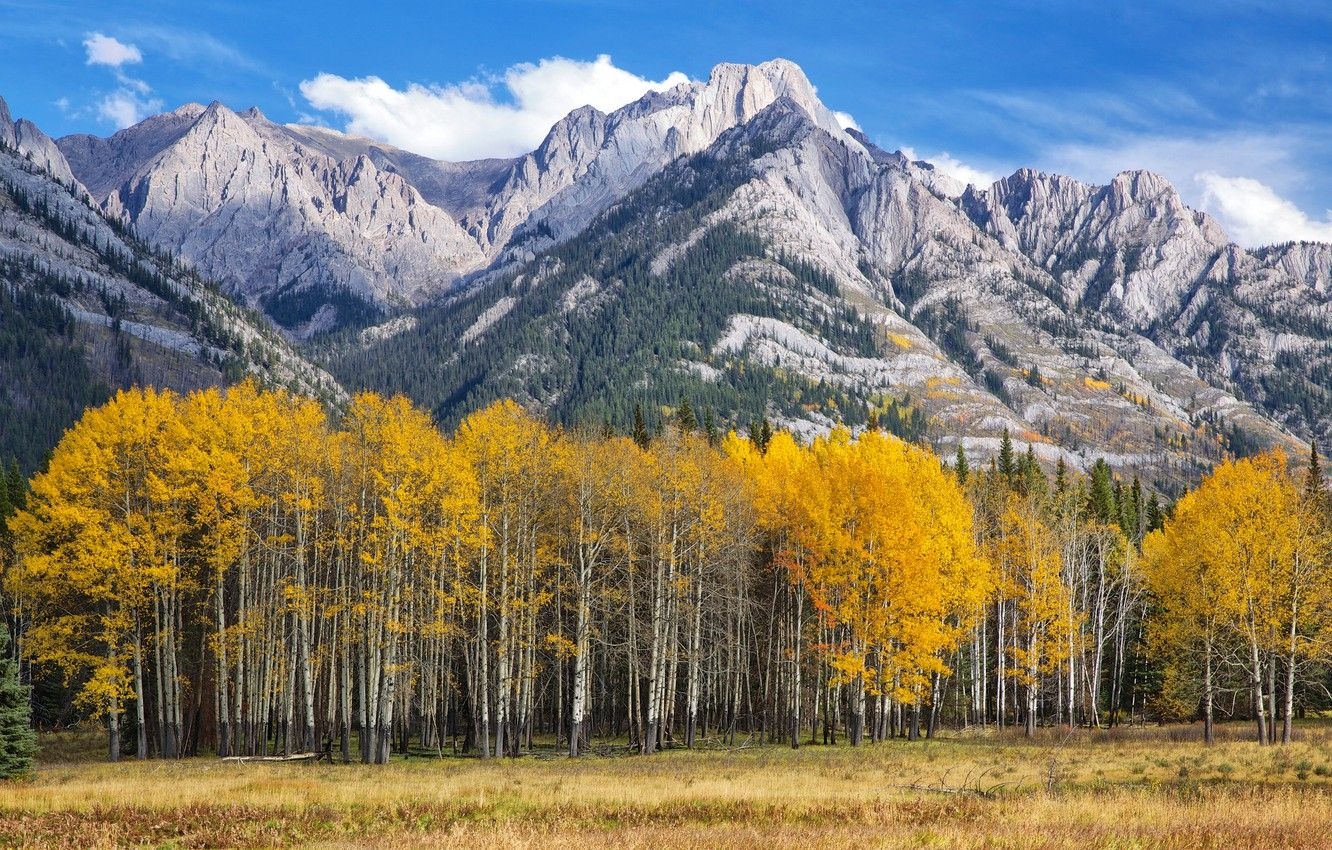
[{"x1": 1, "y1": 58, "x2": 1329, "y2": 490}]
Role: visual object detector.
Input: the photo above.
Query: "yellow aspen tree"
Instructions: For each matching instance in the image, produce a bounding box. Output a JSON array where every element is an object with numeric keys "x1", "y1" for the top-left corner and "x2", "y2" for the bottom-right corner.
[
  {"x1": 1143, "y1": 451, "x2": 1322, "y2": 744},
  {"x1": 455, "y1": 400, "x2": 559, "y2": 757},
  {"x1": 994, "y1": 490, "x2": 1076, "y2": 736},
  {"x1": 7, "y1": 387, "x2": 187, "y2": 760}
]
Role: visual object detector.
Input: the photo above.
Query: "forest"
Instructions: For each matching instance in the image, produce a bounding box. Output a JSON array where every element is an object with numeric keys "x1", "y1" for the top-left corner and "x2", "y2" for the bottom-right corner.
[{"x1": 2, "y1": 382, "x2": 1330, "y2": 764}]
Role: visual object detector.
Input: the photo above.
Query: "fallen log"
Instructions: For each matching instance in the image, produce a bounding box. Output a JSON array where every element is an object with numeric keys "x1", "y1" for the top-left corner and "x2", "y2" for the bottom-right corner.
[{"x1": 220, "y1": 752, "x2": 319, "y2": 763}]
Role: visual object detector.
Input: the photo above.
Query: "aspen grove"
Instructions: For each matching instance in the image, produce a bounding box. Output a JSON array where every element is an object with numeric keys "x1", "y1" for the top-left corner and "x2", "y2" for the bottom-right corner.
[{"x1": 5, "y1": 384, "x2": 1332, "y2": 762}]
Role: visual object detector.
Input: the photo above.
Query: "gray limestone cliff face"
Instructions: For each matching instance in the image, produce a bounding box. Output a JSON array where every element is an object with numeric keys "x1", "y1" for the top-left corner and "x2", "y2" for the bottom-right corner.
[
  {"x1": 0, "y1": 97, "x2": 78, "y2": 187},
  {"x1": 62, "y1": 102, "x2": 486, "y2": 334}
]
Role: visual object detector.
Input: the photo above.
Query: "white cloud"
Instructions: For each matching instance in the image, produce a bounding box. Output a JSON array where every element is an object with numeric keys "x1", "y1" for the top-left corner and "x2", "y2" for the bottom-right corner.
[
  {"x1": 83, "y1": 32, "x2": 142, "y2": 68},
  {"x1": 300, "y1": 54, "x2": 690, "y2": 161},
  {"x1": 927, "y1": 152, "x2": 1000, "y2": 190},
  {"x1": 1037, "y1": 132, "x2": 1332, "y2": 247},
  {"x1": 96, "y1": 90, "x2": 162, "y2": 129},
  {"x1": 1196, "y1": 172, "x2": 1332, "y2": 247},
  {"x1": 900, "y1": 146, "x2": 1001, "y2": 190},
  {"x1": 833, "y1": 110, "x2": 861, "y2": 132}
]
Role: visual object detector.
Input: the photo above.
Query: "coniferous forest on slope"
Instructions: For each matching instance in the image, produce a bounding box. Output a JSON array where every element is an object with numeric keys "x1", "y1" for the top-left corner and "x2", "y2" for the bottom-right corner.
[
  {"x1": 331, "y1": 143, "x2": 881, "y2": 437},
  {"x1": 4, "y1": 382, "x2": 1330, "y2": 765}
]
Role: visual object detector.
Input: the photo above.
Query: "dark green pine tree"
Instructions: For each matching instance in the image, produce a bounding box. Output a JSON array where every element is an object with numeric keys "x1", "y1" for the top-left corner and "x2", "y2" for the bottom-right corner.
[
  {"x1": 632, "y1": 404, "x2": 650, "y2": 450},
  {"x1": 703, "y1": 408, "x2": 718, "y2": 447},
  {"x1": 997, "y1": 428, "x2": 1016, "y2": 487},
  {"x1": 1088, "y1": 459, "x2": 1117, "y2": 525},
  {"x1": 1018, "y1": 444, "x2": 1044, "y2": 497},
  {"x1": 1127, "y1": 478, "x2": 1144, "y2": 543},
  {"x1": 1306, "y1": 441, "x2": 1324, "y2": 500},
  {"x1": 1145, "y1": 492, "x2": 1164, "y2": 533},
  {"x1": 676, "y1": 398, "x2": 697, "y2": 433},
  {"x1": 954, "y1": 444, "x2": 969, "y2": 486},
  {"x1": 1054, "y1": 456, "x2": 1068, "y2": 497},
  {"x1": 749, "y1": 416, "x2": 773, "y2": 454},
  {"x1": 0, "y1": 627, "x2": 37, "y2": 779}
]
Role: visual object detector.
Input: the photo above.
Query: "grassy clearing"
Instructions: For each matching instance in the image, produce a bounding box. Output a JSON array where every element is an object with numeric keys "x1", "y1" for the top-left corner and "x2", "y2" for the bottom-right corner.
[{"x1": 5, "y1": 725, "x2": 1332, "y2": 848}]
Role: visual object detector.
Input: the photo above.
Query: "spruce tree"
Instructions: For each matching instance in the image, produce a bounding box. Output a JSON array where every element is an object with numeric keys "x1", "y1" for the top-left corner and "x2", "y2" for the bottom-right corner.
[
  {"x1": 703, "y1": 408, "x2": 718, "y2": 446},
  {"x1": 632, "y1": 404, "x2": 650, "y2": 449},
  {"x1": 954, "y1": 444, "x2": 969, "y2": 485},
  {"x1": 1088, "y1": 459, "x2": 1117, "y2": 524},
  {"x1": 0, "y1": 627, "x2": 36, "y2": 779},
  {"x1": 676, "y1": 398, "x2": 697, "y2": 432},
  {"x1": 1306, "y1": 441, "x2": 1324, "y2": 500},
  {"x1": 997, "y1": 428, "x2": 1016, "y2": 485}
]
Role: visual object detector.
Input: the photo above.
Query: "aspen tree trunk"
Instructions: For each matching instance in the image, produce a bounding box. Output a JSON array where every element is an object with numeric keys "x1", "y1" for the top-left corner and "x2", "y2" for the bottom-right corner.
[
  {"x1": 1284, "y1": 588, "x2": 1299, "y2": 745},
  {"x1": 215, "y1": 572, "x2": 230, "y2": 757},
  {"x1": 995, "y1": 599, "x2": 1005, "y2": 730},
  {"x1": 477, "y1": 535, "x2": 491, "y2": 758},
  {"x1": 296, "y1": 514, "x2": 316, "y2": 753},
  {"x1": 108, "y1": 698, "x2": 121, "y2": 762},
  {"x1": 849, "y1": 638, "x2": 865, "y2": 746},
  {"x1": 927, "y1": 672, "x2": 942, "y2": 739},
  {"x1": 1025, "y1": 625, "x2": 1039, "y2": 738},
  {"x1": 133, "y1": 631, "x2": 147, "y2": 759},
  {"x1": 570, "y1": 534, "x2": 592, "y2": 756},
  {"x1": 685, "y1": 556, "x2": 704, "y2": 749},
  {"x1": 644, "y1": 524, "x2": 672, "y2": 754},
  {"x1": 1250, "y1": 633, "x2": 1268, "y2": 745},
  {"x1": 790, "y1": 578, "x2": 802, "y2": 749},
  {"x1": 154, "y1": 597, "x2": 168, "y2": 757},
  {"x1": 1203, "y1": 641, "x2": 1215, "y2": 745},
  {"x1": 495, "y1": 515, "x2": 510, "y2": 758},
  {"x1": 1266, "y1": 655, "x2": 1278, "y2": 746},
  {"x1": 1108, "y1": 579, "x2": 1131, "y2": 727}
]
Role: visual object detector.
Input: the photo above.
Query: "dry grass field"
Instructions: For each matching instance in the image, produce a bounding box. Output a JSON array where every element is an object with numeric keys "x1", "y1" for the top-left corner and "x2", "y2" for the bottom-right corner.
[{"x1": 5, "y1": 725, "x2": 1332, "y2": 848}]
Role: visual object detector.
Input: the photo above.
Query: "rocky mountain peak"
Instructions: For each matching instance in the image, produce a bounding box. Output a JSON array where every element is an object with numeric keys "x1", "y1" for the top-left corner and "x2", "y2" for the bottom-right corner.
[
  {"x1": 0, "y1": 96, "x2": 14, "y2": 149},
  {"x1": 0, "y1": 97, "x2": 78, "y2": 187}
]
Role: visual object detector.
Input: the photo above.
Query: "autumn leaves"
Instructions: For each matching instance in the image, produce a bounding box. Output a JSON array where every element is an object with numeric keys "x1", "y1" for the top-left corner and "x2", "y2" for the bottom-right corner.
[
  {"x1": 1143, "y1": 451, "x2": 1332, "y2": 745},
  {"x1": 736, "y1": 430, "x2": 990, "y2": 744},
  {"x1": 5, "y1": 381, "x2": 1329, "y2": 760}
]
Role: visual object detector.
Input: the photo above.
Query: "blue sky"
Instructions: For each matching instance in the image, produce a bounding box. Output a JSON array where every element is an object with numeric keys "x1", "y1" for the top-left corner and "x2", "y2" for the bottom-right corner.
[{"x1": 2, "y1": 0, "x2": 1330, "y2": 246}]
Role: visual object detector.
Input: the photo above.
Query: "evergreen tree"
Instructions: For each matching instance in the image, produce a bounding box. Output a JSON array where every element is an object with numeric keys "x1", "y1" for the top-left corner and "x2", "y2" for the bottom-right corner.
[
  {"x1": 1088, "y1": 458, "x2": 1117, "y2": 524},
  {"x1": 997, "y1": 428, "x2": 1016, "y2": 485},
  {"x1": 0, "y1": 627, "x2": 36, "y2": 779},
  {"x1": 1054, "y1": 456, "x2": 1068, "y2": 497},
  {"x1": 1128, "y1": 477, "x2": 1144, "y2": 543},
  {"x1": 1019, "y1": 444, "x2": 1043, "y2": 497},
  {"x1": 749, "y1": 416, "x2": 773, "y2": 454},
  {"x1": 1306, "y1": 441, "x2": 1324, "y2": 500},
  {"x1": 677, "y1": 398, "x2": 697, "y2": 432},
  {"x1": 703, "y1": 408, "x2": 718, "y2": 447},
  {"x1": 954, "y1": 444, "x2": 969, "y2": 485},
  {"x1": 1146, "y1": 491, "x2": 1164, "y2": 533},
  {"x1": 632, "y1": 404, "x2": 650, "y2": 449}
]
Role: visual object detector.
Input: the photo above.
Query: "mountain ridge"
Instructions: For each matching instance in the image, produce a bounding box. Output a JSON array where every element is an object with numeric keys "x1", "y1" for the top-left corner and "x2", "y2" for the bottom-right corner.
[{"x1": 4, "y1": 59, "x2": 1327, "y2": 488}]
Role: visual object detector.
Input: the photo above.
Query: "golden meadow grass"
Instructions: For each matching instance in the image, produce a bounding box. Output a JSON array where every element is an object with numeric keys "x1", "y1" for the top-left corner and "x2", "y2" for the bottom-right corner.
[{"x1": 5, "y1": 726, "x2": 1332, "y2": 848}]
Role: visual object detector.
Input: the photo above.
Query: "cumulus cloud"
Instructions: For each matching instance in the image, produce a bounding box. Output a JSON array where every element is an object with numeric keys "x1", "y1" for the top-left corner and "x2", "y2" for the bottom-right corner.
[
  {"x1": 300, "y1": 54, "x2": 690, "y2": 161},
  {"x1": 927, "y1": 152, "x2": 1000, "y2": 190},
  {"x1": 1197, "y1": 173, "x2": 1332, "y2": 247},
  {"x1": 83, "y1": 32, "x2": 142, "y2": 67},
  {"x1": 82, "y1": 31, "x2": 159, "y2": 129},
  {"x1": 1039, "y1": 132, "x2": 1332, "y2": 247},
  {"x1": 833, "y1": 110, "x2": 861, "y2": 132},
  {"x1": 96, "y1": 90, "x2": 163, "y2": 128},
  {"x1": 900, "y1": 146, "x2": 1001, "y2": 190}
]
